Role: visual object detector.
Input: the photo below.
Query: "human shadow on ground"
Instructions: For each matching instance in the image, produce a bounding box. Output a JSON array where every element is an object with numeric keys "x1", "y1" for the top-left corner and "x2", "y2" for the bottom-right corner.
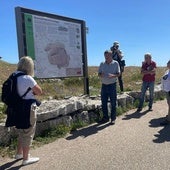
[
  {"x1": 66, "y1": 122, "x2": 110, "y2": 140},
  {"x1": 149, "y1": 117, "x2": 170, "y2": 143},
  {"x1": 0, "y1": 159, "x2": 22, "y2": 170},
  {"x1": 122, "y1": 110, "x2": 150, "y2": 120}
]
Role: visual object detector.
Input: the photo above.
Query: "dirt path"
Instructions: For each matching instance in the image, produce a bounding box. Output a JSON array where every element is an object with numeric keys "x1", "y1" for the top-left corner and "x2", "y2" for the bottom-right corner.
[{"x1": 1, "y1": 99, "x2": 170, "y2": 170}]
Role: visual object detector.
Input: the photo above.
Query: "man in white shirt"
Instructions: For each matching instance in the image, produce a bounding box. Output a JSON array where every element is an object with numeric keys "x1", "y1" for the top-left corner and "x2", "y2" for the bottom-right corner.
[{"x1": 160, "y1": 60, "x2": 170, "y2": 125}]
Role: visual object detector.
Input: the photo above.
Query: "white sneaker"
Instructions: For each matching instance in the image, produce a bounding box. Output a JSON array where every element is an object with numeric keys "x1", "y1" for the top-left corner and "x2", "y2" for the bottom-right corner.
[
  {"x1": 14, "y1": 154, "x2": 23, "y2": 159},
  {"x1": 22, "y1": 157, "x2": 39, "y2": 166},
  {"x1": 14, "y1": 153, "x2": 30, "y2": 160}
]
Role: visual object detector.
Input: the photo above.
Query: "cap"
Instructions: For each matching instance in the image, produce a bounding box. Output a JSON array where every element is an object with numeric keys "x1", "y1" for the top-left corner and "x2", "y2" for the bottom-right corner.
[{"x1": 113, "y1": 41, "x2": 119, "y2": 46}]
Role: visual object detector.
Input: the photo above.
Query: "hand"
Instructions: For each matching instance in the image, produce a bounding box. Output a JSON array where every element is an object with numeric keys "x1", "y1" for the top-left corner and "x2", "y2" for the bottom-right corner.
[
  {"x1": 108, "y1": 73, "x2": 120, "y2": 78},
  {"x1": 108, "y1": 73, "x2": 117, "y2": 78}
]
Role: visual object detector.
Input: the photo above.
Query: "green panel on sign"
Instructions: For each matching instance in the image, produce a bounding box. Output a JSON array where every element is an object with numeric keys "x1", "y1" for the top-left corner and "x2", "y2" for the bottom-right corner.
[{"x1": 24, "y1": 14, "x2": 35, "y2": 60}]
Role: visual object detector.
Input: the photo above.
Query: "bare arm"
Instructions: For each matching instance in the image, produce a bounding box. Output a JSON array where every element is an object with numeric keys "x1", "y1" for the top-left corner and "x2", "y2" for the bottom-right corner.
[
  {"x1": 32, "y1": 84, "x2": 42, "y2": 95},
  {"x1": 98, "y1": 72, "x2": 120, "y2": 78},
  {"x1": 108, "y1": 73, "x2": 121, "y2": 78},
  {"x1": 141, "y1": 68, "x2": 156, "y2": 75}
]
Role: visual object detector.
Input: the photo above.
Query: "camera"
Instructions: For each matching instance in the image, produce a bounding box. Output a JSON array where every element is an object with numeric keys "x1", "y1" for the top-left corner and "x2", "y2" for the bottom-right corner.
[{"x1": 113, "y1": 45, "x2": 119, "y2": 51}]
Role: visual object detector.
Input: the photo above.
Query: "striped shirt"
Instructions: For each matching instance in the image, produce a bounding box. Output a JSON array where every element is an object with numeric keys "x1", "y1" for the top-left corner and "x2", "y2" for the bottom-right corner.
[{"x1": 98, "y1": 60, "x2": 120, "y2": 85}]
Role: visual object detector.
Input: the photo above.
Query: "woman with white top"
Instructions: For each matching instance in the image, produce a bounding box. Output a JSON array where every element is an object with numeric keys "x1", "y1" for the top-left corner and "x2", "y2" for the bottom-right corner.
[{"x1": 14, "y1": 56, "x2": 42, "y2": 165}]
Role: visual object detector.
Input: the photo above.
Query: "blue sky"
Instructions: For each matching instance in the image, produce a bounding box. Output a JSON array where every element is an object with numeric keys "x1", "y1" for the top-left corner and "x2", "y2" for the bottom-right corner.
[{"x1": 1, "y1": 0, "x2": 170, "y2": 66}]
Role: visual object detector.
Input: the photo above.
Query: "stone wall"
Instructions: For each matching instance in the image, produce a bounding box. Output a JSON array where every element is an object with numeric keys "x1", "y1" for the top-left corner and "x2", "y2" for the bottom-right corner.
[{"x1": 0, "y1": 85, "x2": 165, "y2": 145}]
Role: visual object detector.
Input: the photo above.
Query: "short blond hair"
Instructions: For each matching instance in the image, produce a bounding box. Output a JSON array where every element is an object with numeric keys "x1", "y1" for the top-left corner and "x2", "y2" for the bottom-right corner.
[{"x1": 17, "y1": 56, "x2": 34, "y2": 76}]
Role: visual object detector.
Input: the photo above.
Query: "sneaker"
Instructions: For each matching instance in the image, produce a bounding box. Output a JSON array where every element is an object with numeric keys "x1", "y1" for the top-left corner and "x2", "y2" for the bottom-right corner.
[
  {"x1": 148, "y1": 107, "x2": 153, "y2": 111},
  {"x1": 160, "y1": 120, "x2": 170, "y2": 126},
  {"x1": 14, "y1": 154, "x2": 23, "y2": 160},
  {"x1": 22, "y1": 157, "x2": 39, "y2": 166},
  {"x1": 137, "y1": 108, "x2": 142, "y2": 112},
  {"x1": 110, "y1": 120, "x2": 115, "y2": 125},
  {"x1": 14, "y1": 153, "x2": 30, "y2": 160}
]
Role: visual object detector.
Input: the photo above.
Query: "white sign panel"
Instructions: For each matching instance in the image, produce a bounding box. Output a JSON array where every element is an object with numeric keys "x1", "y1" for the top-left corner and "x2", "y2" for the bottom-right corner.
[{"x1": 22, "y1": 11, "x2": 84, "y2": 78}]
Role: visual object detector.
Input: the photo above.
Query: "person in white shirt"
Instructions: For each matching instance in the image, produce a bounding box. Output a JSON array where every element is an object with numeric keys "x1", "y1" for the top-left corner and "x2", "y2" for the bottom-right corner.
[
  {"x1": 160, "y1": 60, "x2": 170, "y2": 125},
  {"x1": 14, "y1": 56, "x2": 42, "y2": 165}
]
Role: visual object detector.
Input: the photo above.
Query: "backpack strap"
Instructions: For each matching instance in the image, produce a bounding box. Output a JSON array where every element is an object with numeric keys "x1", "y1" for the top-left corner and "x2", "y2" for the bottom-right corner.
[
  {"x1": 21, "y1": 87, "x2": 31, "y2": 98},
  {"x1": 14, "y1": 72, "x2": 31, "y2": 98},
  {"x1": 12, "y1": 72, "x2": 26, "y2": 78}
]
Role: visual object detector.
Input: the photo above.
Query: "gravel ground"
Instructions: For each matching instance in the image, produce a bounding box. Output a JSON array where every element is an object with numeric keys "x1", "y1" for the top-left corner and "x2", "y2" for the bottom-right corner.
[{"x1": 1, "y1": 99, "x2": 170, "y2": 170}]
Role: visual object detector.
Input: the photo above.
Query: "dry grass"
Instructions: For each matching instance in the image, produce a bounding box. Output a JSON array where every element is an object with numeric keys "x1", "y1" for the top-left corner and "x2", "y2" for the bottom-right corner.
[
  {"x1": 88, "y1": 66, "x2": 166, "y2": 92},
  {"x1": 0, "y1": 60, "x2": 167, "y2": 99},
  {"x1": 0, "y1": 61, "x2": 17, "y2": 87}
]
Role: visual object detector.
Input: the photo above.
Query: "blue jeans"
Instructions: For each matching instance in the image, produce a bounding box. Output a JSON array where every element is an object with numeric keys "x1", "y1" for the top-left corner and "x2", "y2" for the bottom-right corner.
[
  {"x1": 101, "y1": 83, "x2": 117, "y2": 121},
  {"x1": 138, "y1": 81, "x2": 155, "y2": 109}
]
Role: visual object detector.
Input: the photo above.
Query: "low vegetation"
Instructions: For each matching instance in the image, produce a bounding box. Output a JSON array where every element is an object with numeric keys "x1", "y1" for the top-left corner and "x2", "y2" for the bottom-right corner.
[
  {"x1": 0, "y1": 60, "x2": 166, "y2": 101},
  {"x1": 0, "y1": 60, "x2": 167, "y2": 157}
]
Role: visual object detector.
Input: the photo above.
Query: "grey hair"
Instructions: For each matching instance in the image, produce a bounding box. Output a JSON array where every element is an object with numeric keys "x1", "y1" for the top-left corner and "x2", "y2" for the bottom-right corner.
[
  {"x1": 17, "y1": 56, "x2": 34, "y2": 76},
  {"x1": 144, "y1": 53, "x2": 152, "y2": 58}
]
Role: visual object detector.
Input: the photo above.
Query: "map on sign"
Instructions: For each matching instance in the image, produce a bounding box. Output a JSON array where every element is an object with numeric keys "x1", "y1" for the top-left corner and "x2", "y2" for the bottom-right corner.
[{"x1": 24, "y1": 14, "x2": 83, "y2": 78}]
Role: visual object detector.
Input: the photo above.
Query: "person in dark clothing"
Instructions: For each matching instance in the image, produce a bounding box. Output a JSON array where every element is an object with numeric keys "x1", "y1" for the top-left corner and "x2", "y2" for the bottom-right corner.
[{"x1": 110, "y1": 41, "x2": 125, "y2": 93}]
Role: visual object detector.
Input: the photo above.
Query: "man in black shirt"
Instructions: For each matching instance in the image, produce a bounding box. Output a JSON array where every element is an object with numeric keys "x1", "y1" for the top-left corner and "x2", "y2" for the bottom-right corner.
[{"x1": 110, "y1": 41, "x2": 125, "y2": 92}]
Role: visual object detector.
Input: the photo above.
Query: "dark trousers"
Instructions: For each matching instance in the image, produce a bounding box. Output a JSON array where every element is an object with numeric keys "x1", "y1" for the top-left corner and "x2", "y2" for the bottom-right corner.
[
  {"x1": 101, "y1": 83, "x2": 117, "y2": 121},
  {"x1": 118, "y1": 73, "x2": 124, "y2": 92}
]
